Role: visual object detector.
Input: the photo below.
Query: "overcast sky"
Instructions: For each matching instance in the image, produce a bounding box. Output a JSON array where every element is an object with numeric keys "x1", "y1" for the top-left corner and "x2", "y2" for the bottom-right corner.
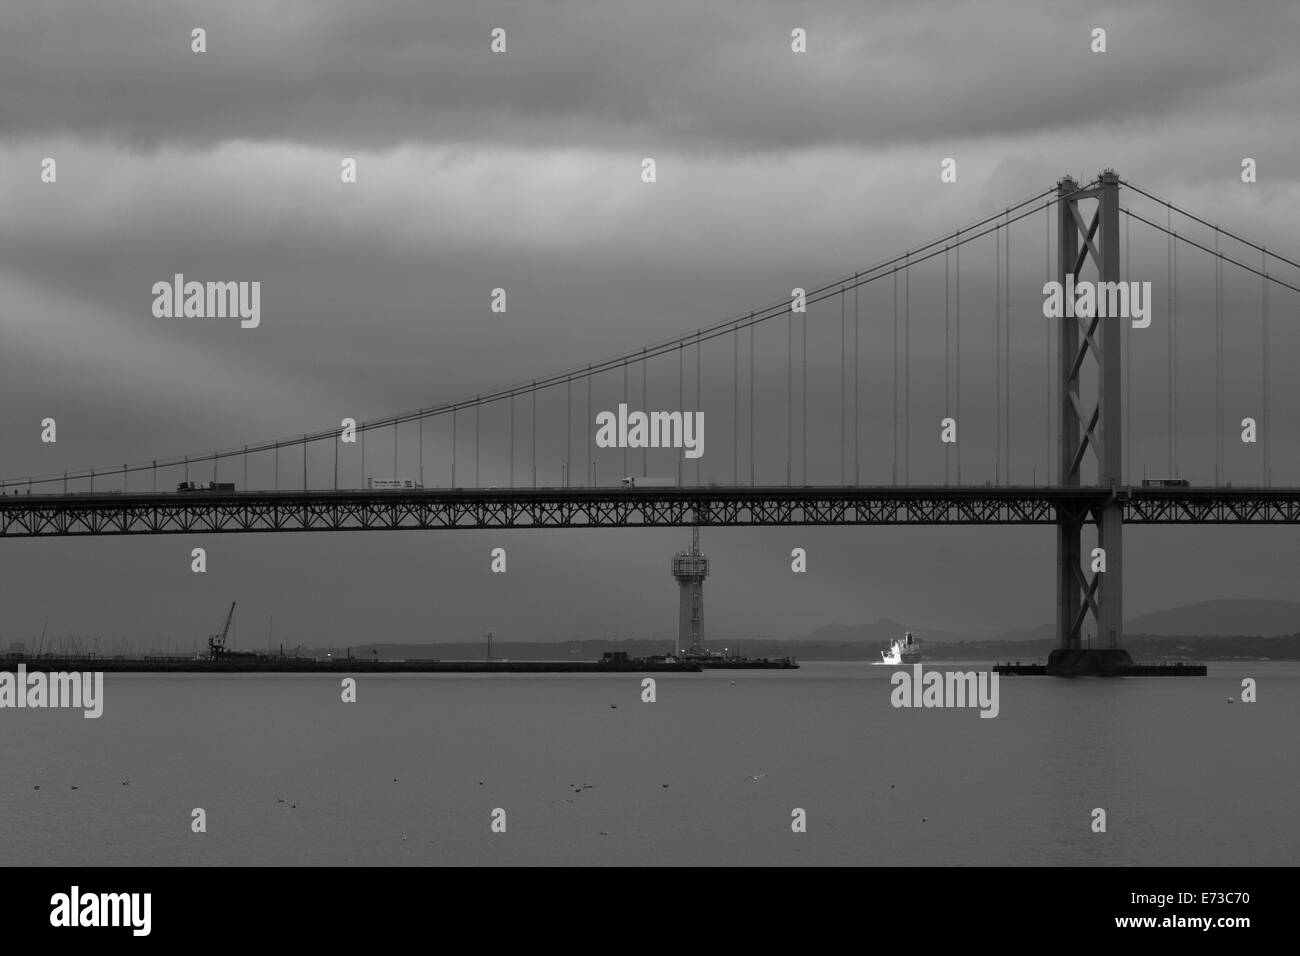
[{"x1": 2, "y1": 0, "x2": 1300, "y2": 650}]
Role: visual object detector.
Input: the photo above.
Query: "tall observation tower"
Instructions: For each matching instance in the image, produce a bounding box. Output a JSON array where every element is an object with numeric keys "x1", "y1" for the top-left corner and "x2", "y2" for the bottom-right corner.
[{"x1": 671, "y1": 526, "x2": 709, "y2": 655}]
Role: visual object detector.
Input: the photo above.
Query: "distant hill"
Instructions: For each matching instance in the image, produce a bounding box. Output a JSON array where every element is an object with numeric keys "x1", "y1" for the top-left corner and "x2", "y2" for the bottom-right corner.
[
  {"x1": 803, "y1": 601, "x2": 1300, "y2": 645},
  {"x1": 800, "y1": 619, "x2": 970, "y2": 644},
  {"x1": 987, "y1": 599, "x2": 1300, "y2": 642},
  {"x1": 1123, "y1": 599, "x2": 1300, "y2": 638},
  {"x1": 343, "y1": 633, "x2": 1300, "y2": 662},
  {"x1": 339, "y1": 600, "x2": 1300, "y2": 661}
]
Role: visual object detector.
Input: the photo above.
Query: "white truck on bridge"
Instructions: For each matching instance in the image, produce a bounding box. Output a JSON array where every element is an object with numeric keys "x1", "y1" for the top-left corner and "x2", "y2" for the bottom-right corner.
[
  {"x1": 367, "y1": 478, "x2": 424, "y2": 490},
  {"x1": 621, "y1": 476, "x2": 677, "y2": 488}
]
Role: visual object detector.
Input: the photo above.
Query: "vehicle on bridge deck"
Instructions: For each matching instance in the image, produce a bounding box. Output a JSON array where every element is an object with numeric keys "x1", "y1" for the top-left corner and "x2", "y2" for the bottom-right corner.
[
  {"x1": 1141, "y1": 478, "x2": 1190, "y2": 488},
  {"x1": 177, "y1": 481, "x2": 236, "y2": 492},
  {"x1": 367, "y1": 478, "x2": 424, "y2": 490},
  {"x1": 621, "y1": 476, "x2": 677, "y2": 488}
]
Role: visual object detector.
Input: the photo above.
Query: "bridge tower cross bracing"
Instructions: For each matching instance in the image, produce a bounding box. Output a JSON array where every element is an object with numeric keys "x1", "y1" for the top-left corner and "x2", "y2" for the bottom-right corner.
[{"x1": 1052, "y1": 170, "x2": 1132, "y2": 673}]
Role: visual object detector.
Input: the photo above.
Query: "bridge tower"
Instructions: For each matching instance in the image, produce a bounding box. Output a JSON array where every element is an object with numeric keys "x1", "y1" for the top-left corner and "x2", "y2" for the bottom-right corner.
[
  {"x1": 671, "y1": 525, "x2": 709, "y2": 656},
  {"x1": 1051, "y1": 170, "x2": 1133, "y2": 673}
]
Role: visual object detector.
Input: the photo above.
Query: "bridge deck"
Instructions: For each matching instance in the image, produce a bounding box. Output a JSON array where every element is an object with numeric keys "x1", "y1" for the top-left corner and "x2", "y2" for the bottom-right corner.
[{"x1": 2, "y1": 485, "x2": 1298, "y2": 536}]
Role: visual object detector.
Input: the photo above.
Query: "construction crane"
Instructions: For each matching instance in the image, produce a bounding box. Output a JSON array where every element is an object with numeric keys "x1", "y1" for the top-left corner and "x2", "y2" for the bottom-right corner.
[{"x1": 207, "y1": 602, "x2": 236, "y2": 660}]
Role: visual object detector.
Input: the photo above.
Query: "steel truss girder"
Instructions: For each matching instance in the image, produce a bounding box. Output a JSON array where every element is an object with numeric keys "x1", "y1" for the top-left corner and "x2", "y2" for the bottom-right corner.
[
  {"x1": 0, "y1": 487, "x2": 1095, "y2": 536},
  {"x1": 5, "y1": 487, "x2": 1300, "y2": 536}
]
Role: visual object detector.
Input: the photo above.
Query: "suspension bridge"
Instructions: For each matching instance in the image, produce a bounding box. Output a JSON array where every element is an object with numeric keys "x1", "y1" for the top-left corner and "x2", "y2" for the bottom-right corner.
[{"x1": 3, "y1": 170, "x2": 1298, "y2": 670}]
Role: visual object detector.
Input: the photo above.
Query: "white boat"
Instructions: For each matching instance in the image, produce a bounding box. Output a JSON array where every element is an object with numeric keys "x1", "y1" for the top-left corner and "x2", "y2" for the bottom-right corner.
[{"x1": 881, "y1": 631, "x2": 922, "y2": 665}]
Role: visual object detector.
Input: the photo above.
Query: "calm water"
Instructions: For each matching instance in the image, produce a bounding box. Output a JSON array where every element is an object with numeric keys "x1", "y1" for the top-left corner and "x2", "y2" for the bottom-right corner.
[{"x1": 1, "y1": 662, "x2": 1295, "y2": 865}]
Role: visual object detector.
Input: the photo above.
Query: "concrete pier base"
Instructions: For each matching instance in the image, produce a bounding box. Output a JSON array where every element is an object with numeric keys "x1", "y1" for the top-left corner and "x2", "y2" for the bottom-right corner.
[{"x1": 995, "y1": 649, "x2": 1206, "y2": 677}]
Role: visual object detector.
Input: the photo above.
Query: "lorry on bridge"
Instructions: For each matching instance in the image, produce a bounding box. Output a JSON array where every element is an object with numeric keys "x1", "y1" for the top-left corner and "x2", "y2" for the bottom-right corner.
[
  {"x1": 177, "y1": 481, "x2": 236, "y2": 492},
  {"x1": 621, "y1": 476, "x2": 677, "y2": 488},
  {"x1": 367, "y1": 478, "x2": 424, "y2": 490}
]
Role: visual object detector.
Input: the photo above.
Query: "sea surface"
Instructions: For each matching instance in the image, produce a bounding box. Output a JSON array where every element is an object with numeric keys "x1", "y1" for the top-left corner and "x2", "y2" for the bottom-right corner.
[{"x1": 1, "y1": 661, "x2": 1295, "y2": 865}]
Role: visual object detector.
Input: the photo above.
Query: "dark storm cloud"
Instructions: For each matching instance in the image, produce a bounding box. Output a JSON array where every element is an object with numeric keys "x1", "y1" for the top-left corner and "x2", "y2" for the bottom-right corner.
[
  {"x1": 1, "y1": 0, "x2": 1297, "y2": 152},
  {"x1": 3, "y1": 0, "x2": 1300, "y2": 647}
]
